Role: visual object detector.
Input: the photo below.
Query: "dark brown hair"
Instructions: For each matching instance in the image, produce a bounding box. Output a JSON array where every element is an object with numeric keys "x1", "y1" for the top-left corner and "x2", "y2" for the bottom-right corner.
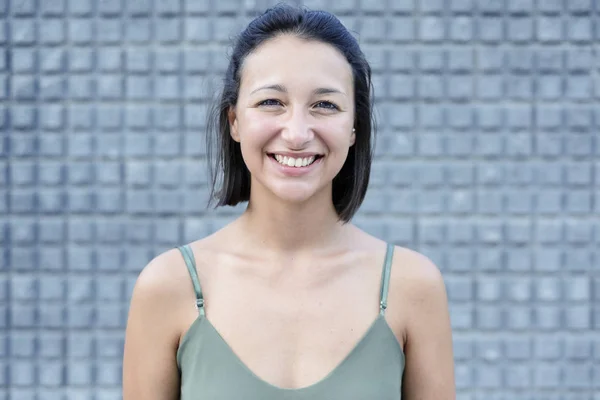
[{"x1": 206, "y1": 3, "x2": 375, "y2": 222}]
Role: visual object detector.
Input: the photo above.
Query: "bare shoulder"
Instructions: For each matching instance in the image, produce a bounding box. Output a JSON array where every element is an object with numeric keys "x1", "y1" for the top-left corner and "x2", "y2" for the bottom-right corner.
[
  {"x1": 348, "y1": 228, "x2": 447, "y2": 311},
  {"x1": 391, "y1": 246, "x2": 446, "y2": 302},
  {"x1": 133, "y1": 247, "x2": 193, "y2": 304},
  {"x1": 388, "y1": 247, "x2": 455, "y2": 397},
  {"x1": 122, "y1": 246, "x2": 198, "y2": 400},
  {"x1": 385, "y1": 246, "x2": 449, "y2": 344},
  {"x1": 126, "y1": 247, "x2": 194, "y2": 341}
]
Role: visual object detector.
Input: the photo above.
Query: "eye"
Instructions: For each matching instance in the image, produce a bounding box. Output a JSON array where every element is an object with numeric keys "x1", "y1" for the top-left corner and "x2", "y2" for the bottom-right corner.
[
  {"x1": 314, "y1": 101, "x2": 339, "y2": 111},
  {"x1": 257, "y1": 99, "x2": 282, "y2": 107}
]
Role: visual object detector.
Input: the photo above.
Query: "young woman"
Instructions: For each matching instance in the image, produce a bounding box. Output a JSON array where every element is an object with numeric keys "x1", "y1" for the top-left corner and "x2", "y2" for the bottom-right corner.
[{"x1": 123, "y1": 5, "x2": 455, "y2": 399}]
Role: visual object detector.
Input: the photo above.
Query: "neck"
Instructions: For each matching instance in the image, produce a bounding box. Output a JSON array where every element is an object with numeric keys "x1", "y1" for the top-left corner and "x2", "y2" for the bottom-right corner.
[{"x1": 235, "y1": 184, "x2": 350, "y2": 255}]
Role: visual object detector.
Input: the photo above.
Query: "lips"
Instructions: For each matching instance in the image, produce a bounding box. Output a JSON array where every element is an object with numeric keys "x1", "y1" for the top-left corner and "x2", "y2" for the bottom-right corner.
[
  {"x1": 270, "y1": 153, "x2": 324, "y2": 168},
  {"x1": 267, "y1": 152, "x2": 324, "y2": 158},
  {"x1": 266, "y1": 152, "x2": 324, "y2": 176}
]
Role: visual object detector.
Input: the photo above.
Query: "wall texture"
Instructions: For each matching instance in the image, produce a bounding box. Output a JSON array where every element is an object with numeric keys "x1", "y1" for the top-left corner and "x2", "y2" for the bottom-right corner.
[{"x1": 2, "y1": 0, "x2": 599, "y2": 399}]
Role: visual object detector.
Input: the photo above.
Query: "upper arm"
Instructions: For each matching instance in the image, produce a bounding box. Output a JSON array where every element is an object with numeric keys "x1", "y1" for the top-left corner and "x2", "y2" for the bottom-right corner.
[
  {"x1": 393, "y1": 250, "x2": 456, "y2": 400},
  {"x1": 122, "y1": 250, "x2": 186, "y2": 400}
]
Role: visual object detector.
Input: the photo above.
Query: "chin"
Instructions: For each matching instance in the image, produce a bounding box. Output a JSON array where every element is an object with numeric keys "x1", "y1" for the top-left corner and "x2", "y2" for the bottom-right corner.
[
  {"x1": 257, "y1": 180, "x2": 327, "y2": 206},
  {"x1": 248, "y1": 168, "x2": 334, "y2": 206},
  {"x1": 270, "y1": 187, "x2": 318, "y2": 205}
]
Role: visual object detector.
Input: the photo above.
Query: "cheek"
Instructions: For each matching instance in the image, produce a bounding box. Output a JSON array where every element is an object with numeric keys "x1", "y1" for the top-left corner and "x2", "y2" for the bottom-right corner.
[
  {"x1": 241, "y1": 114, "x2": 280, "y2": 144},
  {"x1": 237, "y1": 115, "x2": 278, "y2": 165},
  {"x1": 326, "y1": 128, "x2": 354, "y2": 150}
]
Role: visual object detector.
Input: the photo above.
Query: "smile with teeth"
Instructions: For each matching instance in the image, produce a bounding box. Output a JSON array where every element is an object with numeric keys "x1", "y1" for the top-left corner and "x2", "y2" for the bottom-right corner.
[{"x1": 272, "y1": 154, "x2": 320, "y2": 168}]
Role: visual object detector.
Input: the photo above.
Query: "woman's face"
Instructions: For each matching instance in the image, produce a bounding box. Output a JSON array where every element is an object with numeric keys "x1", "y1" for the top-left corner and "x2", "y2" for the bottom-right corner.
[{"x1": 229, "y1": 35, "x2": 356, "y2": 205}]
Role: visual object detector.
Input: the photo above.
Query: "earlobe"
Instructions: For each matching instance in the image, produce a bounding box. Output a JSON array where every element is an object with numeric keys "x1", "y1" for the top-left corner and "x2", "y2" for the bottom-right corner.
[
  {"x1": 228, "y1": 107, "x2": 240, "y2": 142},
  {"x1": 350, "y1": 127, "x2": 356, "y2": 146}
]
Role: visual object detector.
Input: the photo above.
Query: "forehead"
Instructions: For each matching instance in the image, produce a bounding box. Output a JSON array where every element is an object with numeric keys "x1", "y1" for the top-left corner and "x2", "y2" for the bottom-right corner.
[{"x1": 239, "y1": 35, "x2": 353, "y2": 93}]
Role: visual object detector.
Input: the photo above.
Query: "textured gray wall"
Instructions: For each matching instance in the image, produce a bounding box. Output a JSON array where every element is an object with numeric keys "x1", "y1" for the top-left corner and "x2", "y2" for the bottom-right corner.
[{"x1": 2, "y1": 0, "x2": 599, "y2": 399}]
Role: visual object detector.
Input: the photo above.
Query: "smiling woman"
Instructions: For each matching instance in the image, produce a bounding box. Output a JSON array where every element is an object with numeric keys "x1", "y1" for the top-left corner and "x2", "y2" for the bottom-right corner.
[
  {"x1": 207, "y1": 13, "x2": 374, "y2": 221},
  {"x1": 123, "y1": 4, "x2": 455, "y2": 400},
  {"x1": 227, "y1": 35, "x2": 358, "y2": 206}
]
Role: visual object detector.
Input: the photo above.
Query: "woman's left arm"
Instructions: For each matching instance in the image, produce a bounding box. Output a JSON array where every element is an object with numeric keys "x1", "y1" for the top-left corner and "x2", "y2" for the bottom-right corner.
[{"x1": 393, "y1": 251, "x2": 456, "y2": 400}]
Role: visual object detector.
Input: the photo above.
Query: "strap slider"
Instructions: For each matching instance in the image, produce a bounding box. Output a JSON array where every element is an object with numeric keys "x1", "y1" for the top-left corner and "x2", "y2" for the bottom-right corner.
[
  {"x1": 195, "y1": 298, "x2": 205, "y2": 309},
  {"x1": 380, "y1": 300, "x2": 387, "y2": 311}
]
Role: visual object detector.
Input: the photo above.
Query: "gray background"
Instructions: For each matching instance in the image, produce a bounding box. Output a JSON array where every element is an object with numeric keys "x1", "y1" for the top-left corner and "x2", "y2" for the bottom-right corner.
[{"x1": 2, "y1": 0, "x2": 600, "y2": 399}]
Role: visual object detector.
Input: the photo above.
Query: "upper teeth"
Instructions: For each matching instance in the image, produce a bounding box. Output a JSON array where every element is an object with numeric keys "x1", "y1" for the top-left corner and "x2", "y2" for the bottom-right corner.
[{"x1": 274, "y1": 155, "x2": 317, "y2": 167}]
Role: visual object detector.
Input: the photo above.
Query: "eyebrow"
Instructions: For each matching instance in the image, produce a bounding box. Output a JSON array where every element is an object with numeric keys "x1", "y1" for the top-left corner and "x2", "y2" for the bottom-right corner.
[{"x1": 250, "y1": 84, "x2": 345, "y2": 96}]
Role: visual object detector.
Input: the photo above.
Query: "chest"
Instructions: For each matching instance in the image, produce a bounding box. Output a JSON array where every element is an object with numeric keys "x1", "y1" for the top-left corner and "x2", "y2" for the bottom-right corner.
[
  {"x1": 202, "y1": 266, "x2": 384, "y2": 389},
  {"x1": 178, "y1": 315, "x2": 404, "y2": 398}
]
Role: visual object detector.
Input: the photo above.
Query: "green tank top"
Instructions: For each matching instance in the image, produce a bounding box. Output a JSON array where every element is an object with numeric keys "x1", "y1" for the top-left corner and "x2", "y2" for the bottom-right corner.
[{"x1": 176, "y1": 243, "x2": 405, "y2": 399}]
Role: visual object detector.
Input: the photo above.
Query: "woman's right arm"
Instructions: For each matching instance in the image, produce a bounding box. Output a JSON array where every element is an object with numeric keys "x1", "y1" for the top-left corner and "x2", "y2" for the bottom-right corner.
[{"x1": 122, "y1": 252, "x2": 184, "y2": 400}]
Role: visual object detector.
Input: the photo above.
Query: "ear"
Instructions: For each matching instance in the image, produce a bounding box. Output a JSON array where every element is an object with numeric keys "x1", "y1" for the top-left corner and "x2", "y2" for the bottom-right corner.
[
  {"x1": 228, "y1": 107, "x2": 240, "y2": 142},
  {"x1": 349, "y1": 127, "x2": 356, "y2": 146}
]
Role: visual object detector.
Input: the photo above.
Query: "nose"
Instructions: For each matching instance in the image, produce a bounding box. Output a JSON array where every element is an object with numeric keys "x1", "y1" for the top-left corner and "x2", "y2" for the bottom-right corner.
[{"x1": 280, "y1": 109, "x2": 314, "y2": 149}]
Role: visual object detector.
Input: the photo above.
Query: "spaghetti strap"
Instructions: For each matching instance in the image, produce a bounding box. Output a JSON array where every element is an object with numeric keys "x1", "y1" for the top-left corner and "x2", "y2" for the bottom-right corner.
[
  {"x1": 177, "y1": 244, "x2": 205, "y2": 316},
  {"x1": 379, "y1": 243, "x2": 395, "y2": 316}
]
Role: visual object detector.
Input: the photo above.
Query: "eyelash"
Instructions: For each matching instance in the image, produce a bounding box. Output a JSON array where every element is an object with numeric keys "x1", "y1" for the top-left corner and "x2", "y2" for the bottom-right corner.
[
  {"x1": 315, "y1": 101, "x2": 339, "y2": 110},
  {"x1": 258, "y1": 99, "x2": 282, "y2": 107},
  {"x1": 257, "y1": 99, "x2": 340, "y2": 111}
]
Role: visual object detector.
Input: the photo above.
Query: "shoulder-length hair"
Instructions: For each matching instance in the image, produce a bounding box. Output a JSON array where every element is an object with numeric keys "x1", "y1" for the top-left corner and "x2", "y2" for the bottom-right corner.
[{"x1": 206, "y1": 3, "x2": 375, "y2": 222}]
